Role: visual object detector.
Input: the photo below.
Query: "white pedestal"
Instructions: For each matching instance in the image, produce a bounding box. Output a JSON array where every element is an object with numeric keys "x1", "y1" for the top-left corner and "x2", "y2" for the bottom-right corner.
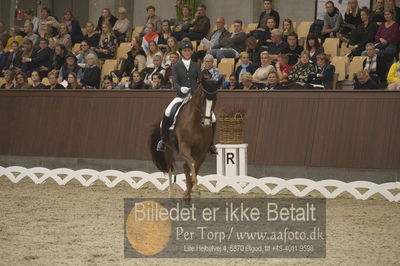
[{"x1": 216, "y1": 144, "x2": 248, "y2": 177}]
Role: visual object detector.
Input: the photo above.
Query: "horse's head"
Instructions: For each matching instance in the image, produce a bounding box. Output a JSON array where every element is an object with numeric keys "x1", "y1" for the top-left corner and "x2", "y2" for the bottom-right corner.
[{"x1": 199, "y1": 77, "x2": 222, "y2": 126}]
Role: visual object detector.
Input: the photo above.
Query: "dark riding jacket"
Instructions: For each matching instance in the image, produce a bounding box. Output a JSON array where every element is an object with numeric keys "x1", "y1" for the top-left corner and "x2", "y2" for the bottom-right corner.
[{"x1": 172, "y1": 59, "x2": 202, "y2": 98}]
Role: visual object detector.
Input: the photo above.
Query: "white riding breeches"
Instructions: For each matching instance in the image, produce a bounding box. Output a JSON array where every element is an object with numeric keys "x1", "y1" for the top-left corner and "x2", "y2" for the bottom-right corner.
[{"x1": 164, "y1": 97, "x2": 216, "y2": 123}]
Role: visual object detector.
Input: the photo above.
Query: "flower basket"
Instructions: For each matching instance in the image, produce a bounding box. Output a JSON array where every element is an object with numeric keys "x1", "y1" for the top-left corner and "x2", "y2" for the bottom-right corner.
[{"x1": 217, "y1": 106, "x2": 247, "y2": 144}]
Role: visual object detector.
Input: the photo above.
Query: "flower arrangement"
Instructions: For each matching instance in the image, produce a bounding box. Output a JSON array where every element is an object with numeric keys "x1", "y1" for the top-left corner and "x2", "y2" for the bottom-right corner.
[{"x1": 218, "y1": 105, "x2": 248, "y2": 119}]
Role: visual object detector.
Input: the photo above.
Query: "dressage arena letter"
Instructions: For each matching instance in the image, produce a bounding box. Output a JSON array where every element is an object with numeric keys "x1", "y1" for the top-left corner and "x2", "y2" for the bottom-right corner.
[{"x1": 226, "y1": 153, "x2": 235, "y2": 165}]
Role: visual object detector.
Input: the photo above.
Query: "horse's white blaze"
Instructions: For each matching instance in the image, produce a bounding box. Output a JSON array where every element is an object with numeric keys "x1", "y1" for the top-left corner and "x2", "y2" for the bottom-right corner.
[{"x1": 204, "y1": 99, "x2": 212, "y2": 126}]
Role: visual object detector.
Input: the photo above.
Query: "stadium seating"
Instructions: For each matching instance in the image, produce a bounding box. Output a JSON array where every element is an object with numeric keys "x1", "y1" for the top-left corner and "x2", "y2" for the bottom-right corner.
[
  {"x1": 0, "y1": 77, "x2": 5, "y2": 86},
  {"x1": 297, "y1": 21, "x2": 313, "y2": 39},
  {"x1": 42, "y1": 78, "x2": 50, "y2": 86},
  {"x1": 245, "y1": 23, "x2": 258, "y2": 33},
  {"x1": 116, "y1": 43, "x2": 131, "y2": 59},
  {"x1": 131, "y1": 26, "x2": 143, "y2": 39},
  {"x1": 218, "y1": 62, "x2": 234, "y2": 79},
  {"x1": 331, "y1": 56, "x2": 349, "y2": 82},
  {"x1": 101, "y1": 59, "x2": 118, "y2": 79},
  {"x1": 220, "y1": 58, "x2": 235, "y2": 66},
  {"x1": 323, "y1": 38, "x2": 340, "y2": 57},
  {"x1": 348, "y1": 56, "x2": 367, "y2": 81}
]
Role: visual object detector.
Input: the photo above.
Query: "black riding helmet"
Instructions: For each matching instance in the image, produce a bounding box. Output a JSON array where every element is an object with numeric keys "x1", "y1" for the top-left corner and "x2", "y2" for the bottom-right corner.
[{"x1": 178, "y1": 40, "x2": 193, "y2": 51}]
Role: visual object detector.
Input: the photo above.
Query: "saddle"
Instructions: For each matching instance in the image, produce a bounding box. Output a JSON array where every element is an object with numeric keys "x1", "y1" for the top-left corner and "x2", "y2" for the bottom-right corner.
[{"x1": 168, "y1": 97, "x2": 191, "y2": 130}]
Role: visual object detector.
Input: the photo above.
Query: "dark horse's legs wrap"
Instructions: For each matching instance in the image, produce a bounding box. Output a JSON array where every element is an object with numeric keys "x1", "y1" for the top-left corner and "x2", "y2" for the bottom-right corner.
[{"x1": 157, "y1": 115, "x2": 170, "y2": 152}]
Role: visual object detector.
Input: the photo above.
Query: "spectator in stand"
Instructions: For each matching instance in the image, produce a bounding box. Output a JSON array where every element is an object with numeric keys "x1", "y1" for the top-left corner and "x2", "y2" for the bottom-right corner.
[
  {"x1": 307, "y1": 53, "x2": 335, "y2": 89},
  {"x1": 22, "y1": 38, "x2": 52, "y2": 77},
  {"x1": 58, "y1": 53, "x2": 83, "y2": 82},
  {"x1": 386, "y1": 57, "x2": 400, "y2": 90},
  {"x1": 23, "y1": 21, "x2": 39, "y2": 47},
  {"x1": 202, "y1": 54, "x2": 220, "y2": 81},
  {"x1": 150, "y1": 72, "x2": 164, "y2": 89},
  {"x1": 282, "y1": 32, "x2": 304, "y2": 66},
  {"x1": 223, "y1": 74, "x2": 240, "y2": 90},
  {"x1": 142, "y1": 23, "x2": 159, "y2": 53},
  {"x1": 0, "y1": 43, "x2": 8, "y2": 73},
  {"x1": 385, "y1": 0, "x2": 400, "y2": 23},
  {"x1": 256, "y1": 0, "x2": 280, "y2": 31},
  {"x1": 163, "y1": 37, "x2": 179, "y2": 67},
  {"x1": 363, "y1": 42, "x2": 386, "y2": 84},
  {"x1": 0, "y1": 70, "x2": 15, "y2": 89},
  {"x1": 321, "y1": 1, "x2": 343, "y2": 41},
  {"x1": 0, "y1": 22, "x2": 9, "y2": 47},
  {"x1": 281, "y1": 19, "x2": 295, "y2": 42},
  {"x1": 252, "y1": 51, "x2": 275, "y2": 85},
  {"x1": 207, "y1": 19, "x2": 247, "y2": 62},
  {"x1": 66, "y1": 72, "x2": 82, "y2": 89},
  {"x1": 240, "y1": 72, "x2": 259, "y2": 90},
  {"x1": 63, "y1": 10, "x2": 83, "y2": 44},
  {"x1": 276, "y1": 54, "x2": 293, "y2": 85},
  {"x1": 38, "y1": 7, "x2": 60, "y2": 37},
  {"x1": 112, "y1": 36, "x2": 146, "y2": 79},
  {"x1": 83, "y1": 22, "x2": 100, "y2": 50},
  {"x1": 101, "y1": 75, "x2": 115, "y2": 90},
  {"x1": 354, "y1": 70, "x2": 380, "y2": 89},
  {"x1": 245, "y1": 36, "x2": 262, "y2": 66},
  {"x1": 40, "y1": 24, "x2": 57, "y2": 49},
  {"x1": 95, "y1": 23, "x2": 117, "y2": 59},
  {"x1": 288, "y1": 50, "x2": 314, "y2": 85},
  {"x1": 20, "y1": 39, "x2": 34, "y2": 74},
  {"x1": 235, "y1": 51, "x2": 257, "y2": 82},
  {"x1": 96, "y1": 8, "x2": 117, "y2": 32},
  {"x1": 158, "y1": 20, "x2": 173, "y2": 49},
  {"x1": 113, "y1": 7, "x2": 130, "y2": 44},
  {"x1": 5, "y1": 27, "x2": 23, "y2": 51},
  {"x1": 266, "y1": 72, "x2": 284, "y2": 90},
  {"x1": 24, "y1": 9, "x2": 39, "y2": 33},
  {"x1": 347, "y1": 8, "x2": 378, "y2": 57},
  {"x1": 340, "y1": 0, "x2": 362, "y2": 40},
  {"x1": 47, "y1": 72, "x2": 64, "y2": 89},
  {"x1": 132, "y1": 56, "x2": 147, "y2": 78},
  {"x1": 28, "y1": 70, "x2": 46, "y2": 89},
  {"x1": 80, "y1": 53, "x2": 101, "y2": 89},
  {"x1": 145, "y1": 41, "x2": 163, "y2": 68},
  {"x1": 3, "y1": 41, "x2": 22, "y2": 74},
  {"x1": 164, "y1": 52, "x2": 179, "y2": 88},
  {"x1": 142, "y1": 54, "x2": 165, "y2": 84},
  {"x1": 306, "y1": 33, "x2": 324, "y2": 64},
  {"x1": 76, "y1": 41, "x2": 97, "y2": 66},
  {"x1": 267, "y1": 29, "x2": 288, "y2": 62},
  {"x1": 173, "y1": 6, "x2": 192, "y2": 33},
  {"x1": 129, "y1": 71, "x2": 148, "y2": 90},
  {"x1": 141, "y1": 5, "x2": 162, "y2": 36},
  {"x1": 49, "y1": 44, "x2": 66, "y2": 74},
  {"x1": 172, "y1": 4, "x2": 210, "y2": 41},
  {"x1": 14, "y1": 72, "x2": 30, "y2": 89},
  {"x1": 256, "y1": 16, "x2": 277, "y2": 44},
  {"x1": 55, "y1": 23, "x2": 72, "y2": 51},
  {"x1": 374, "y1": 9, "x2": 400, "y2": 58},
  {"x1": 372, "y1": 0, "x2": 385, "y2": 23}
]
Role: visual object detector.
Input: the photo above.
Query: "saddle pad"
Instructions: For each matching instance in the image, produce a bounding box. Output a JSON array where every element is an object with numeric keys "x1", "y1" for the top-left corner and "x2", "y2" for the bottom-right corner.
[{"x1": 170, "y1": 96, "x2": 191, "y2": 130}]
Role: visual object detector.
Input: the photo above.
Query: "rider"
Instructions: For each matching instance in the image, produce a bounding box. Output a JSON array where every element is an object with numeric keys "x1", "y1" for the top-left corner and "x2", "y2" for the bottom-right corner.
[{"x1": 156, "y1": 40, "x2": 218, "y2": 155}]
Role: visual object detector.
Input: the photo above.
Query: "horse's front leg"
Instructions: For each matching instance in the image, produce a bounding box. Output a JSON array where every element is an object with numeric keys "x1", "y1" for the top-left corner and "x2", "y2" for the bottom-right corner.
[{"x1": 168, "y1": 168, "x2": 173, "y2": 198}]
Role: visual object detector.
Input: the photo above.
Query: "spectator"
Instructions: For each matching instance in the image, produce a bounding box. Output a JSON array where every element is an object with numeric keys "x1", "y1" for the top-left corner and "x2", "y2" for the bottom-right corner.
[
  {"x1": 372, "y1": 0, "x2": 385, "y2": 23},
  {"x1": 66, "y1": 72, "x2": 82, "y2": 89},
  {"x1": 142, "y1": 54, "x2": 165, "y2": 83},
  {"x1": 202, "y1": 54, "x2": 220, "y2": 81},
  {"x1": 321, "y1": 1, "x2": 343, "y2": 41},
  {"x1": 306, "y1": 33, "x2": 324, "y2": 64},
  {"x1": 387, "y1": 57, "x2": 400, "y2": 90},
  {"x1": 0, "y1": 42, "x2": 9, "y2": 73},
  {"x1": 158, "y1": 20, "x2": 173, "y2": 48},
  {"x1": 38, "y1": 7, "x2": 60, "y2": 37},
  {"x1": 142, "y1": 23, "x2": 159, "y2": 53},
  {"x1": 59, "y1": 53, "x2": 83, "y2": 82},
  {"x1": 354, "y1": 70, "x2": 380, "y2": 89},
  {"x1": 40, "y1": 24, "x2": 57, "y2": 49},
  {"x1": 24, "y1": 9, "x2": 39, "y2": 33},
  {"x1": 145, "y1": 41, "x2": 163, "y2": 68},
  {"x1": 28, "y1": 70, "x2": 46, "y2": 89},
  {"x1": 96, "y1": 8, "x2": 117, "y2": 32},
  {"x1": 256, "y1": 16, "x2": 277, "y2": 44},
  {"x1": 223, "y1": 74, "x2": 240, "y2": 90},
  {"x1": 172, "y1": 4, "x2": 210, "y2": 41},
  {"x1": 112, "y1": 36, "x2": 146, "y2": 79},
  {"x1": 14, "y1": 72, "x2": 30, "y2": 89},
  {"x1": 129, "y1": 71, "x2": 148, "y2": 90},
  {"x1": 163, "y1": 37, "x2": 179, "y2": 67},
  {"x1": 76, "y1": 41, "x2": 97, "y2": 66},
  {"x1": 47, "y1": 72, "x2": 64, "y2": 89},
  {"x1": 385, "y1": 0, "x2": 400, "y2": 23},
  {"x1": 266, "y1": 72, "x2": 284, "y2": 90},
  {"x1": 0, "y1": 22, "x2": 8, "y2": 47},
  {"x1": 3, "y1": 41, "x2": 22, "y2": 73},
  {"x1": 256, "y1": 0, "x2": 280, "y2": 30},
  {"x1": 282, "y1": 32, "x2": 304, "y2": 66},
  {"x1": 288, "y1": 50, "x2": 314, "y2": 84},
  {"x1": 267, "y1": 29, "x2": 288, "y2": 61},
  {"x1": 55, "y1": 23, "x2": 72, "y2": 51},
  {"x1": 23, "y1": 21, "x2": 39, "y2": 47},
  {"x1": 50, "y1": 44, "x2": 67, "y2": 73},
  {"x1": 131, "y1": 55, "x2": 147, "y2": 77},
  {"x1": 63, "y1": 10, "x2": 83, "y2": 44},
  {"x1": 164, "y1": 52, "x2": 179, "y2": 88},
  {"x1": 95, "y1": 23, "x2": 117, "y2": 59},
  {"x1": 240, "y1": 72, "x2": 258, "y2": 90},
  {"x1": 101, "y1": 75, "x2": 115, "y2": 90},
  {"x1": 207, "y1": 19, "x2": 247, "y2": 62},
  {"x1": 141, "y1": 5, "x2": 162, "y2": 36},
  {"x1": 276, "y1": 54, "x2": 293, "y2": 85},
  {"x1": 5, "y1": 27, "x2": 23, "y2": 51},
  {"x1": 235, "y1": 51, "x2": 257, "y2": 82},
  {"x1": 113, "y1": 7, "x2": 130, "y2": 44},
  {"x1": 281, "y1": 18, "x2": 295, "y2": 42},
  {"x1": 22, "y1": 38, "x2": 52, "y2": 77},
  {"x1": 0, "y1": 70, "x2": 15, "y2": 89},
  {"x1": 80, "y1": 53, "x2": 101, "y2": 89},
  {"x1": 374, "y1": 9, "x2": 400, "y2": 58},
  {"x1": 252, "y1": 51, "x2": 275, "y2": 84},
  {"x1": 347, "y1": 8, "x2": 378, "y2": 57},
  {"x1": 173, "y1": 6, "x2": 192, "y2": 33},
  {"x1": 340, "y1": 0, "x2": 362, "y2": 40},
  {"x1": 245, "y1": 36, "x2": 262, "y2": 66},
  {"x1": 363, "y1": 43, "x2": 387, "y2": 84},
  {"x1": 83, "y1": 22, "x2": 100, "y2": 49},
  {"x1": 150, "y1": 72, "x2": 164, "y2": 89},
  {"x1": 307, "y1": 53, "x2": 335, "y2": 89}
]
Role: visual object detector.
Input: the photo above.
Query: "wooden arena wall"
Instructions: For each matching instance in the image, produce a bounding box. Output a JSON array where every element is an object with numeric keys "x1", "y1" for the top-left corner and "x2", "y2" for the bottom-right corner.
[{"x1": 0, "y1": 90, "x2": 399, "y2": 169}]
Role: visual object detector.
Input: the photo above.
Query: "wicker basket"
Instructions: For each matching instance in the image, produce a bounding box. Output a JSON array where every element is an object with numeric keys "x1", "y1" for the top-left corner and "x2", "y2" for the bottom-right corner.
[{"x1": 218, "y1": 114, "x2": 246, "y2": 144}]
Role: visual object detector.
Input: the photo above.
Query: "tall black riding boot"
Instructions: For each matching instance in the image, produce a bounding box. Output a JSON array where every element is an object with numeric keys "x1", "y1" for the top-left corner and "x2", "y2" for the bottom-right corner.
[
  {"x1": 208, "y1": 123, "x2": 218, "y2": 155},
  {"x1": 156, "y1": 115, "x2": 170, "y2": 152}
]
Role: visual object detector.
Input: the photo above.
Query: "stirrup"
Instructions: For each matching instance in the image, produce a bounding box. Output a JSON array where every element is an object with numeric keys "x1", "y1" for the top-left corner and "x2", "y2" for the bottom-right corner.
[{"x1": 156, "y1": 140, "x2": 166, "y2": 152}]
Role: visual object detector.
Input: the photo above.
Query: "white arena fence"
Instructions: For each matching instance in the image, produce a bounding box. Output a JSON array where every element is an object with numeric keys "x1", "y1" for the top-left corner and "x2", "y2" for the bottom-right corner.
[{"x1": 0, "y1": 166, "x2": 399, "y2": 202}]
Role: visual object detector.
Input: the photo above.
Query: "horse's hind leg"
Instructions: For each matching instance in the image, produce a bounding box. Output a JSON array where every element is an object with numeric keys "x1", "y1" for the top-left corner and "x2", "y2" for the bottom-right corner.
[
  {"x1": 183, "y1": 163, "x2": 192, "y2": 201},
  {"x1": 168, "y1": 168, "x2": 173, "y2": 198}
]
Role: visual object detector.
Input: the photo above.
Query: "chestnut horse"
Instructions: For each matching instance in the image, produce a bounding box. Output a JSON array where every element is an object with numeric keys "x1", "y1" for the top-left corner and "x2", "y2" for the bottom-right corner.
[{"x1": 150, "y1": 78, "x2": 221, "y2": 199}]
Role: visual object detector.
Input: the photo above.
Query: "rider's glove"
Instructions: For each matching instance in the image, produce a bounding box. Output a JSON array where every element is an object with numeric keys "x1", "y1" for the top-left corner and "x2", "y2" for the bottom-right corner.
[{"x1": 180, "y1": 86, "x2": 190, "y2": 94}]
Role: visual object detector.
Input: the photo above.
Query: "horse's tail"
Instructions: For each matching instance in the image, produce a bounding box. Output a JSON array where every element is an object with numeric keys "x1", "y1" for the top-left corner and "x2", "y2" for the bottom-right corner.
[{"x1": 150, "y1": 124, "x2": 173, "y2": 173}]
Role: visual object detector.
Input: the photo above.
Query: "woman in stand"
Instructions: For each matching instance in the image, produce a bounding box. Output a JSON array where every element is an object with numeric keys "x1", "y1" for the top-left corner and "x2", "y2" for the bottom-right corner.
[
  {"x1": 66, "y1": 72, "x2": 83, "y2": 89},
  {"x1": 306, "y1": 33, "x2": 324, "y2": 64},
  {"x1": 374, "y1": 9, "x2": 400, "y2": 58},
  {"x1": 0, "y1": 70, "x2": 15, "y2": 89},
  {"x1": 95, "y1": 23, "x2": 117, "y2": 59},
  {"x1": 28, "y1": 70, "x2": 46, "y2": 89}
]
